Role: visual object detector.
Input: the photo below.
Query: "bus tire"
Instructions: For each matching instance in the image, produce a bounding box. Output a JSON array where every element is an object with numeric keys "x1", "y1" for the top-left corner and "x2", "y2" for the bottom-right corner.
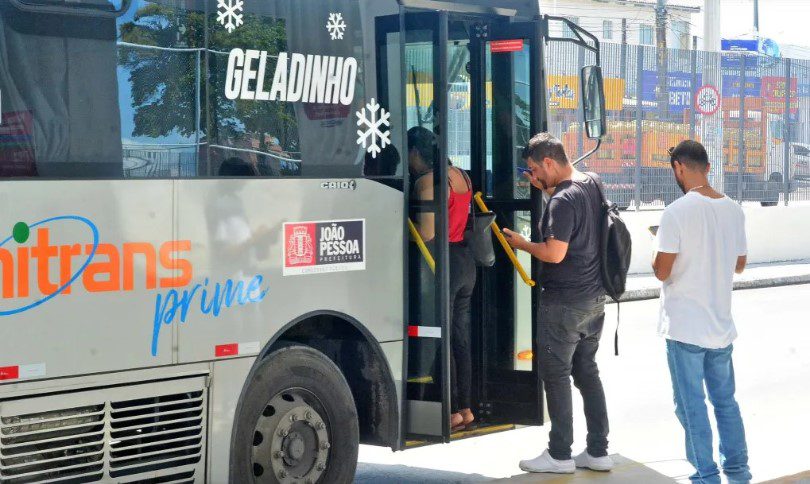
[{"x1": 230, "y1": 345, "x2": 359, "y2": 484}]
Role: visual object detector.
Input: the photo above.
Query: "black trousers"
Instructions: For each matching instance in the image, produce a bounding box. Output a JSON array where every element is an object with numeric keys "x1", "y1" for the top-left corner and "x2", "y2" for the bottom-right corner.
[
  {"x1": 449, "y1": 243, "x2": 476, "y2": 412},
  {"x1": 538, "y1": 294, "x2": 609, "y2": 460}
]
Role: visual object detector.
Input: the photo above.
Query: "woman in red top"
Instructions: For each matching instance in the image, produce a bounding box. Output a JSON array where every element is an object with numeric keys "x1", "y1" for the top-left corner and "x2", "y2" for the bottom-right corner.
[{"x1": 408, "y1": 127, "x2": 476, "y2": 431}]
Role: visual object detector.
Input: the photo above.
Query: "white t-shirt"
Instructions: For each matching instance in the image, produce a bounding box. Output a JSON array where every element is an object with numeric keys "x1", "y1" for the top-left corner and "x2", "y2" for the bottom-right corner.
[{"x1": 656, "y1": 192, "x2": 747, "y2": 349}]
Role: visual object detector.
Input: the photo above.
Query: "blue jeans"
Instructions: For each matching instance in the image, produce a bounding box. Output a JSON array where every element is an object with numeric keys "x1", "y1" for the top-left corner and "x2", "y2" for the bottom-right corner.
[{"x1": 666, "y1": 340, "x2": 752, "y2": 484}]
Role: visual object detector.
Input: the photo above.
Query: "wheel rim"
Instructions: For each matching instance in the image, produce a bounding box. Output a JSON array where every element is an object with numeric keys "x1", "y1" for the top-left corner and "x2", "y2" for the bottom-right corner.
[{"x1": 250, "y1": 388, "x2": 331, "y2": 484}]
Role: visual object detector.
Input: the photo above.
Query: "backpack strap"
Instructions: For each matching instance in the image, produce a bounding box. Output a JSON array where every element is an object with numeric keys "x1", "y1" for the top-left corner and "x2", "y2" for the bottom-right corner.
[
  {"x1": 584, "y1": 171, "x2": 609, "y2": 207},
  {"x1": 585, "y1": 172, "x2": 622, "y2": 356}
]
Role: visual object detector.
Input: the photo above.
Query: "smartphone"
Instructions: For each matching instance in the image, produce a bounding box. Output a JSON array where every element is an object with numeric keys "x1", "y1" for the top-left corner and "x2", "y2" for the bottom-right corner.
[
  {"x1": 648, "y1": 225, "x2": 659, "y2": 236},
  {"x1": 516, "y1": 166, "x2": 531, "y2": 175}
]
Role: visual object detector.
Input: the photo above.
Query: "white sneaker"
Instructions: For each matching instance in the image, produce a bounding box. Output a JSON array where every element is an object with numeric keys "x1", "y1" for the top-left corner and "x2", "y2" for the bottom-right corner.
[
  {"x1": 574, "y1": 450, "x2": 614, "y2": 471},
  {"x1": 519, "y1": 449, "x2": 575, "y2": 474}
]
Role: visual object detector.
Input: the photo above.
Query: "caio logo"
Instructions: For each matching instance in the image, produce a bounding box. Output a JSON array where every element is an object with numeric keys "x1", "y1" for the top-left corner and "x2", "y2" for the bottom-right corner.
[{"x1": 320, "y1": 180, "x2": 357, "y2": 190}]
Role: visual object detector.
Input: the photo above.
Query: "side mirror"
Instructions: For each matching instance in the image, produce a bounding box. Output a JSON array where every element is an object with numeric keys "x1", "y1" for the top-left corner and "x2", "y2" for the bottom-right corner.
[{"x1": 581, "y1": 65, "x2": 607, "y2": 139}]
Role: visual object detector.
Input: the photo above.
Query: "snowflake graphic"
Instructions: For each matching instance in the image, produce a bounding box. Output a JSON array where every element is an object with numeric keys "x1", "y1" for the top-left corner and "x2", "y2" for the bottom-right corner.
[
  {"x1": 217, "y1": 0, "x2": 244, "y2": 33},
  {"x1": 356, "y1": 99, "x2": 391, "y2": 159},
  {"x1": 326, "y1": 13, "x2": 347, "y2": 40}
]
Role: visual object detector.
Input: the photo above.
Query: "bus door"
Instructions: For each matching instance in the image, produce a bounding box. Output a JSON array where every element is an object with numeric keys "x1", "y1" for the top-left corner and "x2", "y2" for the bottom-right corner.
[
  {"x1": 469, "y1": 20, "x2": 546, "y2": 425},
  {"x1": 376, "y1": 10, "x2": 454, "y2": 442}
]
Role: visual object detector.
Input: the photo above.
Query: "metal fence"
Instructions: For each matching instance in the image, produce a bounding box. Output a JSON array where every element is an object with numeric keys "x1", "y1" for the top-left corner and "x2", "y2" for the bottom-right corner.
[{"x1": 545, "y1": 41, "x2": 810, "y2": 208}]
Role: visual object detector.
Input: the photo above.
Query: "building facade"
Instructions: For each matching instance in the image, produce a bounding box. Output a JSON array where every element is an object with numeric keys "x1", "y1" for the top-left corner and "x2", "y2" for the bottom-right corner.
[{"x1": 540, "y1": 0, "x2": 701, "y2": 49}]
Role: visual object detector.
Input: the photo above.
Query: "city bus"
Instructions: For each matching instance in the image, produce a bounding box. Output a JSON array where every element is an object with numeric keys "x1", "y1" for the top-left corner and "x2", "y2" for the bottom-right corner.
[{"x1": 0, "y1": 0, "x2": 606, "y2": 482}]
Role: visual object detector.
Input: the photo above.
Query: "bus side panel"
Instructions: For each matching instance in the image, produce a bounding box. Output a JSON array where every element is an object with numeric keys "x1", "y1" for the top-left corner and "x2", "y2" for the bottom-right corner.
[
  {"x1": 207, "y1": 356, "x2": 255, "y2": 483},
  {"x1": 380, "y1": 339, "x2": 404, "y2": 447},
  {"x1": 0, "y1": 180, "x2": 175, "y2": 381},
  {"x1": 174, "y1": 178, "x2": 403, "y2": 363}
]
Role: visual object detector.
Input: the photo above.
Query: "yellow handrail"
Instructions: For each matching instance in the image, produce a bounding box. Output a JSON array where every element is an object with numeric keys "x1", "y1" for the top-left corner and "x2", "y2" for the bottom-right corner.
[
  {"x1": 408, "y1": 218, "x2": 435, "y2": 273},
  {"x1": 473, "y1": 192, "x2": 536, "y2": 287}
]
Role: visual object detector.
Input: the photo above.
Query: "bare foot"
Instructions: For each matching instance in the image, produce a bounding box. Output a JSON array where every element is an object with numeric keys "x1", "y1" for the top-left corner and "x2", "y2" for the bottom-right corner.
[
  {"x1": 451, "y1": 412, "x2": 464, "y2": 429},
  {"x1": 460, "y1": 408, "x2": 475, "y2": 426}
]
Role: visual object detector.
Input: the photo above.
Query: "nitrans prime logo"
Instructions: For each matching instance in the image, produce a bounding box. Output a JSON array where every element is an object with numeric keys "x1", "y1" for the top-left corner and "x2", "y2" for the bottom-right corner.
[{"x1": 0, "y1": 217, "x2": 268, "y2": 356}]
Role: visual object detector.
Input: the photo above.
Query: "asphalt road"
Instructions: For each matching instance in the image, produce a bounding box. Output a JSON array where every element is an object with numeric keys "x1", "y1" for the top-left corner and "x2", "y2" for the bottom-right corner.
[{"x1": 357, "y1": 284, "x2": 810, "y2": 483}]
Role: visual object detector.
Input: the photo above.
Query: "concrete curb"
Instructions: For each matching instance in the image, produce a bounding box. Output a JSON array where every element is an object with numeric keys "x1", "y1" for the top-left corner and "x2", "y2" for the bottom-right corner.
[{"x1": 615, "y1": 271, "x2": 810, "y2": 303}]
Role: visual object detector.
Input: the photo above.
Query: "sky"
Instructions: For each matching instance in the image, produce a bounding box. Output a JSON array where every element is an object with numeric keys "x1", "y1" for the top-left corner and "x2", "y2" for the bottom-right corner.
[{"x1": 717, "y1": 0, "x2": 810, "y2": 48}]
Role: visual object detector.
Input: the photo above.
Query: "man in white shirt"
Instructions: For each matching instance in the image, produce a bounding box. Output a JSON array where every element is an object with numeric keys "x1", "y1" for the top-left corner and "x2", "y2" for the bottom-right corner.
[{"x1": 652, "y1": 140, "x2": 751, "y2": 484}]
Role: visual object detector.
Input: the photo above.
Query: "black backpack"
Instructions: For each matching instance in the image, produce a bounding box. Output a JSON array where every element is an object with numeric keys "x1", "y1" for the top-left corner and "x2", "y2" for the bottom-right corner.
[{"x1": 586, "y1": 173, "x2": 632, "y2": 354}]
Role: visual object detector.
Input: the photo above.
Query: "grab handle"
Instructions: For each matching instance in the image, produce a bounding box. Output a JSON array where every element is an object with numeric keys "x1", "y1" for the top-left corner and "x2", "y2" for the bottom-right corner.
[
  {"x1": 473, "y1": 192, "x2": 536, "y2": 287},
  {"x1": 408, "y1": 218, "x2": 435, "y2": 273}
]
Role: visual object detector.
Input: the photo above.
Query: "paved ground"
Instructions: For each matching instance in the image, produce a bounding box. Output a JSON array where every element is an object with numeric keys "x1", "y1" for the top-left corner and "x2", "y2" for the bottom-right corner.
[
  {"x1": 621, "y1": 260, "x2": 810, "y2": 301},
  {"x1": 357, "y1": 284, "x2": 810, "y2": 483}
]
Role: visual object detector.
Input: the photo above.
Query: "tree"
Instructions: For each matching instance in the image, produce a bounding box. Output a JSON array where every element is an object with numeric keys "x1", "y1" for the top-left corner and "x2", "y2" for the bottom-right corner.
[{"x1": 119, "y1": 4, "x2": 298, "y2": 152}]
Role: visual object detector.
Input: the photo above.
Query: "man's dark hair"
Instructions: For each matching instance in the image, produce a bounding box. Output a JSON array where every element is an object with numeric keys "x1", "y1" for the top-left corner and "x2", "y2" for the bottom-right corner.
[
  {"x1": 669, "y1": 140, "x2": 709, "y2": 170},
  {"x1": 521, "y1": 133, "x2": 569, "y2": 165}
]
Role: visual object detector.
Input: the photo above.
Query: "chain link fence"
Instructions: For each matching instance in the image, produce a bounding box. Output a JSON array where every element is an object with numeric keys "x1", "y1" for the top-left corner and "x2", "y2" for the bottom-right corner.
[{"x1": 547, "y1": 41, "x2": 810, "y2": 208}]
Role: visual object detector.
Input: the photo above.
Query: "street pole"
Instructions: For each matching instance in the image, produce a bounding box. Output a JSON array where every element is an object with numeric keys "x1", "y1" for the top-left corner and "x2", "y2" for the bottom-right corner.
[
  {"x1": 754, "y1": 0, "x2": 759, "y2": 37},
  {"x1": 620, "y1": 18, "x2": 627, "y2": 83},
  {"x1": 656, "y1": 0, "x2": 669, "y2": 119},
  {"x1": 704, "y1": 0, "x2": 721, "y2": 52}
]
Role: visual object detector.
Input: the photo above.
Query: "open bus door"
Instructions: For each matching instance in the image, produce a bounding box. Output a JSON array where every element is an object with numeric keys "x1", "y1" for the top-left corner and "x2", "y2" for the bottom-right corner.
[
  {"x1": 376, "y1": 5, "x2": 606, "y2": 445},
  {"x1": 469, "y1": 19, "x2": 546, "y2": 426},
  {"x1": 376, "y1": 8, "x2": 546, "y2": 443}
]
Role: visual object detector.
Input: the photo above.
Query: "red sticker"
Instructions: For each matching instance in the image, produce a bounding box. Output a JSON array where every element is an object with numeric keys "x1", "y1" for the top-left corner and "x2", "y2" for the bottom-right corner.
[
  {"x1": 284, "y1": 222, "x2": 317, "y2": 269},
  {"x1": 490, "y1": 39, "x2": 524, "y2": 53},
  {"x1": 215, "y1": 344, "x2": 239, "y2": 357},
  {"x1": 0, "y1": 366, "x2": 20, "y2": 380},
  {"x1": 408, "y1": 326, "x2": 419, "y2": 338}
]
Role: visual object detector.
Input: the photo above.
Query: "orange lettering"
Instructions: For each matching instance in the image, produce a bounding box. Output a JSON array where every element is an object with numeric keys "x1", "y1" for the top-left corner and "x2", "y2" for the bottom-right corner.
[
  {"x1": 123, "y1": 242, "x2": 157, "y2": 291},
  {"x1": 31, "y1": 228, "x2": 59, "y2": 296},
  {"x1": 82, "y1": 244, "x2": 120, "y2": 292},
  {"x1": 0, "y1": 248, "x2": 13, "y2": 298},
  {"x1": 58, "y1": 244, "x2": 83, "y2": 295},
  {"x1": 159, "y1": 240, "x2": 193, "y2": 288},
  {"x1": 17, "y1": 247, "x2": 29, "y2": 298}
]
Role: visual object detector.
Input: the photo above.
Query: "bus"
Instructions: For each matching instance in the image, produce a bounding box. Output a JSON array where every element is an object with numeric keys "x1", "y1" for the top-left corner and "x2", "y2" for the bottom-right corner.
[{"x1": 0, "y1": 0, "x2": 606, "y2": 482}]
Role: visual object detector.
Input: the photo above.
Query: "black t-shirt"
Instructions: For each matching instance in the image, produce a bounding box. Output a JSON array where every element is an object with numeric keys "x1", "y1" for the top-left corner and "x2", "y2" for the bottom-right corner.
[{"x1": 540, "y1": 173, "x2": 604, "y2": 301}]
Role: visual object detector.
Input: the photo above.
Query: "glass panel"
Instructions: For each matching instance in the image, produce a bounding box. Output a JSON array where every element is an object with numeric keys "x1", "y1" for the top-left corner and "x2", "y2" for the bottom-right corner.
[
  {"x1": 485, "y1": 40, "x2": 531, "y2": 199},
  {"x1": 513, "y1": 210, "x2": 533, "y2": 371},
  {"x1": 0, "y1": 0, "x2": 204, "y2": 178},
  {"x1": 208, "y1": 0, "x2": 401, "y2": 178},
  {"x1": 447, "y1": 39, "x2": 471, "y2": 171},
  {"x1": 404, "y1": 27, "x2": 441, "y2": 402}
]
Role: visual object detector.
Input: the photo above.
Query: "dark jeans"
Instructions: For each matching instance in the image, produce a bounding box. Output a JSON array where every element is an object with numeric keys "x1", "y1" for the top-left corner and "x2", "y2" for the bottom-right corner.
[
  {"x1": 538, "y1": 294, "x2": 609, "y2": 460},
  {"x1": 449, "y1": 243, "x2": 476, "y2": 412}
]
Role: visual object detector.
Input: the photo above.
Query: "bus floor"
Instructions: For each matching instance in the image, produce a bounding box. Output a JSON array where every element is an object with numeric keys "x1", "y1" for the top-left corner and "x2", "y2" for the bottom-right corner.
[{"x1": 405, "y1": 423, "x2": 517, "y2": 449}]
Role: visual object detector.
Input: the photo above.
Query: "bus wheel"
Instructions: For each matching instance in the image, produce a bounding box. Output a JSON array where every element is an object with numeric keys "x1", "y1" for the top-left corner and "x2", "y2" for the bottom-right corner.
[{"x1": 231, "y1": 346, "x2": 359, "y2": 484}]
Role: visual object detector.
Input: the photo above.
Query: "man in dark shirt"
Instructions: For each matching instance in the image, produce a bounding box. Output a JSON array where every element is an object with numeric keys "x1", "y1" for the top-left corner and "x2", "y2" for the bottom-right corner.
[{"x1": 504, "y1": 133, "x2": 611, "y2": 474}]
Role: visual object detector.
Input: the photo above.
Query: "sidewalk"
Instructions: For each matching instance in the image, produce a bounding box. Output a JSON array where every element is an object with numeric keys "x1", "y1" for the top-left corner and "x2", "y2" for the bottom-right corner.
[{"x1": 619, "y1": 260, "x2": 810, "y2": 302}]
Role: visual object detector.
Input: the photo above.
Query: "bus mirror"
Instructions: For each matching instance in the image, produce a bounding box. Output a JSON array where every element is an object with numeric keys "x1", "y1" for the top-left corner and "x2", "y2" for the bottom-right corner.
[{"x1": 581, "y1": 65, "x2": 607, "y2": 140}]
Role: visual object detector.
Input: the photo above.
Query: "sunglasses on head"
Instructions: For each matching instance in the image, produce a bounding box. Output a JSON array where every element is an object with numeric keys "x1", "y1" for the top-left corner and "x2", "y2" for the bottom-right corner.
[{"x1": 668, "y1": 146, "x2": 678, "y2": 166}]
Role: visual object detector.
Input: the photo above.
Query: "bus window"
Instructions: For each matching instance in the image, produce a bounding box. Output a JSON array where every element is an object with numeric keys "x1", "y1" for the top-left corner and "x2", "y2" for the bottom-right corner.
[
  {"x1": 0, "y1": 0, "x2": 203, "y2": 179},
  {"x1": 208, "y1": 0, "x2": 403, "y2": 179}
]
